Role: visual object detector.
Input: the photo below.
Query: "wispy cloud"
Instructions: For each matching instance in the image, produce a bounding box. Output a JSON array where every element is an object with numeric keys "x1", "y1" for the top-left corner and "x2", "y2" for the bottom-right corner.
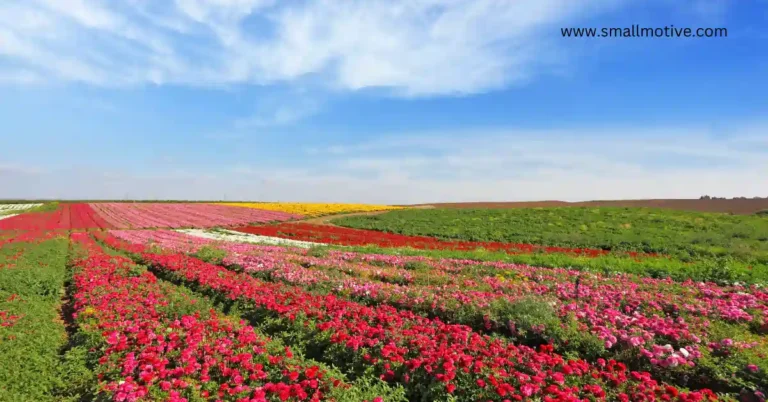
[
  {"x1": 315, "y1": 126, "x2": 768, "y2": 178},
  {"x1": 0, "y1": 0, "x2": 623, "y2": 96},
  {"x1": 4, "y1": 121, "x2": 766, "y2": 203},
  {"x1": 234, "y1": 93, "x2": 322, "y2": 128}
]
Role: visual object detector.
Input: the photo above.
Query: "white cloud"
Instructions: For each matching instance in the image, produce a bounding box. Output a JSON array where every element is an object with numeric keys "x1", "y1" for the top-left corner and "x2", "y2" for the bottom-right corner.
[
  {"x1": 3, "y1": 122, "x2": 766, "y2": 203},
  {"x1": 0, "y1": 0, "x2": 624, "y2": 95}
]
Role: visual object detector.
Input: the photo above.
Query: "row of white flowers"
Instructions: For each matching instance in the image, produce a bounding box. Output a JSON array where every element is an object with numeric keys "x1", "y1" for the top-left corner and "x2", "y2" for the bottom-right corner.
[
  {"x1": 0, "y1": 203, "x2": 42, "y2": 214},
  {"x1": 176, "y1": 228, "x2": 326, "y2": 249},
  {"x1": 0, "y1": 214, "x2": 18, "y2": 221}
]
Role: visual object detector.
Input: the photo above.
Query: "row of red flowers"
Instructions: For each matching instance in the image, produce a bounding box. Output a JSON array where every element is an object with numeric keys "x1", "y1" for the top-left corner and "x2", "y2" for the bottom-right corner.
[
  {"x1": 69, "y1": 232, "x2": 383, "y2": 402},
  {"x1": 0, "y1": 203, "x2": 112, "y2": 231},
  {"x1": 97, "y1": 232, "x2": 713, "y2": 401},
  {"x1": 234, "y1": 223, "x2": 654, "y2": 258}
]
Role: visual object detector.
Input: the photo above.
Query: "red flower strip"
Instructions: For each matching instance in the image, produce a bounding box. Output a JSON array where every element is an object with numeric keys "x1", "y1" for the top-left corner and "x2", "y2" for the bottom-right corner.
[{"x1": 235, "y1": 223, "x2": 655, "y2": 258}]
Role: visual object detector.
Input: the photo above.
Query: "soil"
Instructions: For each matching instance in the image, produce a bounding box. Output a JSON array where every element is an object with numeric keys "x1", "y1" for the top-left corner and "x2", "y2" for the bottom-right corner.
[{"x1": 408, "y1": 198, "x2": 768, "y2": 215}]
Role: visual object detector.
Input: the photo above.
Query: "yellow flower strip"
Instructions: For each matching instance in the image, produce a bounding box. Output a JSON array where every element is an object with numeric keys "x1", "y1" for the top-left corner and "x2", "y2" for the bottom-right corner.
[{"x1": 217, "y1": 202, "x2": 404, "y2": 217}]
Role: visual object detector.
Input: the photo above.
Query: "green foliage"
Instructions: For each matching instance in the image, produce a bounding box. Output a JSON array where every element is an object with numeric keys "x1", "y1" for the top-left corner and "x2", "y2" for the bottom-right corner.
[
  {"x1": 334, "y1": 207, "x2": 768, "y2": 283},
  {"x1": 53, "y1": 346, "x2": 98, "y2": 402},
  {"x1": 325, "y1": 243, "x2": 767, "y2": 285},
  {"x1": 330, "y1": 376, "x2": 407, "y2": 402},
  {"x1": 29, "y1": 202, "x2": 60, "y2": 213},
  {"x1": 402, "y1": 260, "x2": 431, "y2": 271},
  {"x1": 688, "y1": 321, "x2": 768, "y2": 393},
  {"x1": 335, "y1": 207, "x2": 768, "y2": 258},
  {"x1": 192, "y1": 245, "x2": 227, "y2": 264},
  {"x1": 0, "y1": 238, "x2": 83, "y2": 401},
  {"x1": 306, "y1": 246, "x2": 330, "y2": 258}
]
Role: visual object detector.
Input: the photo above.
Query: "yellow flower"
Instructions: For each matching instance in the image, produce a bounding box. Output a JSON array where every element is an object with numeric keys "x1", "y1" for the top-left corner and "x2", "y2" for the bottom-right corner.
[
  {"x1": 217, "y1": 202, "x2": 405, "y2": 217},
  {"x1": 81, "y1": 307, "x2": 97, "y2": 316}
]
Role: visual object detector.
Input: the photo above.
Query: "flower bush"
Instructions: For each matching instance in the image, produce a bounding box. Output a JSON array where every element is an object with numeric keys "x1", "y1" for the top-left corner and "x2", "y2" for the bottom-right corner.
[
  {"x1": 69, "y1": 232, "x2": 401, "y2": 401},
  {"x1": 106, "y1": 229, "x2": 768, "y2": 397},
  {"x1": 99, "y1": 231, "x2": 717, "y2": 401}
]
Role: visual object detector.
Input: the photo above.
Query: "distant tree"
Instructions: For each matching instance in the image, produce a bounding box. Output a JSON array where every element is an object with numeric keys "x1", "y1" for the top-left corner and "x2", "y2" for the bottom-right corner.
[{"x1": 700, "y1": 195, "x2": 711, "y2": 200}]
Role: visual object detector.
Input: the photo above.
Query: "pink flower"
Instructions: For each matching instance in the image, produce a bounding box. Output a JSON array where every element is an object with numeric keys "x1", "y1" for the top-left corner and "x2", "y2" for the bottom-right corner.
[
  {"x1": 521, "y1": 384, "x2": 535, "y2": 397},
  {"x1": 106, "y1": 331, "x2": 120, "y2": 345}
]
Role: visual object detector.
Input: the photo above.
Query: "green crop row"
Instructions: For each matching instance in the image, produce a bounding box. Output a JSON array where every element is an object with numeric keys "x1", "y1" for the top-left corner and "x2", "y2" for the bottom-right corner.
[
  {"x1": 0, "y1": 236, "x2": 89, "y2": 401},
  {"x1": 334, "y1": 207, "x2": 768, "y2": 261}
]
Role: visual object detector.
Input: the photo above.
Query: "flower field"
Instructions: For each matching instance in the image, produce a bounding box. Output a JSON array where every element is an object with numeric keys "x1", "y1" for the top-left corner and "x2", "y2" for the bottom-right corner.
[
  {"x1": 0, "y1": 203, "x2": 110, "y2": 231},
  {"x1": 1, "y1": 202, "x2": 767, "y2": 400},
  {"x1": 100, "y1": 230, "x2": 720, "y2": 401},
  {"x1": 219, "y1": 202, "x2": 404, "y2": 217},
  {"x1": 333, "y1": 207, "x2": 768, "y2": 284},
  {"x1": 233, "y1": 223, "x2": 640, "y2": 257},
  {"x1": 105, "y1": 229, "x2": 768, "y2": 398},
  {"x1": 90, "y1": 203, "x2": 301, "y2": 229},
  {"x1": 179, "y1": 228, "x2": 325, "y2": 248}
]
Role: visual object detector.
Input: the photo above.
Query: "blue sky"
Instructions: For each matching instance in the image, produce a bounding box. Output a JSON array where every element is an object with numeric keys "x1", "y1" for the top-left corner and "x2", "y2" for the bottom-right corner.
[{"x1": 1, "y1": 0, "x2": 766, "y2": 203}]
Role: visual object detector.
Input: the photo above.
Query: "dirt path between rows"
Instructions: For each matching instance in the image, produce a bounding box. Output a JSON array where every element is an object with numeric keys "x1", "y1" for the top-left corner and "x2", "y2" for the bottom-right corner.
[{"x1": 296, "y1": 205, "x2": 435, "y2": 227}]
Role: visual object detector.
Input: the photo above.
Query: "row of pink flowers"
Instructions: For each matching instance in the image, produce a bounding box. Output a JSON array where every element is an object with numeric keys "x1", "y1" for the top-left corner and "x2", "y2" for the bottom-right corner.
[{"x1": 89, "y1": 203, "x2": 302, "y2": 229}]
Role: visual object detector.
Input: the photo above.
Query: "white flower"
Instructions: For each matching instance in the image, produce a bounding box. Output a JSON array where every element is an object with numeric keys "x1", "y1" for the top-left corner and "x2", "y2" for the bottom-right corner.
[{"x1": 679, "y1": 348, "x2": 690, "y2": 358}]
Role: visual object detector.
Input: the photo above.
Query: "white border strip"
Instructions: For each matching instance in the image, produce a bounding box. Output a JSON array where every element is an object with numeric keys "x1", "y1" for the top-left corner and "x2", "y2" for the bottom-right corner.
[
  {"x1": 0, "y1": 203, "x2": 42, "y2": 212},
  {"x1": 176, "y1": 228, "x2": 327, "y2": 249},
  {"x1": 0, "y1": 214, "x2": 18, "y2": 221}
]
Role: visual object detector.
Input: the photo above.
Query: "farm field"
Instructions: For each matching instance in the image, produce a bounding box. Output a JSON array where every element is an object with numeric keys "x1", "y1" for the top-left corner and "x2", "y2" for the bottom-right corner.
[
  {"x1": 89, "y1": 202, "x2": 302, "y2": 229},
  {"x1": 419, "y1": 198, "x2": 768, "y2": 215},
  {"x1": 0, "y1": 201, "x2": 766, "y2": 401},
  {"x1": 231, "y1": 223, "x2": 768, "y2": 284},
  {"x1": 333, "y1": 207, "x2": 768, "y2": 283},
  {"x1": 219, "y1": 202, "x2": 404, "y2": 217}
]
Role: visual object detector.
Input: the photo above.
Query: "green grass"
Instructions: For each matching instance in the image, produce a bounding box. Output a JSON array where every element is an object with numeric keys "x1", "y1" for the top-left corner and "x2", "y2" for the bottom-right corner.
[
  {"x1": 0, "y1": 236, "x2": 72, "y2": 401},
  {"x1": 334, "y1": 207, "x2": 768, "y2": 263},
  {"x1": 331, "y1": 207, "x2": 768, "y2": 284}
]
